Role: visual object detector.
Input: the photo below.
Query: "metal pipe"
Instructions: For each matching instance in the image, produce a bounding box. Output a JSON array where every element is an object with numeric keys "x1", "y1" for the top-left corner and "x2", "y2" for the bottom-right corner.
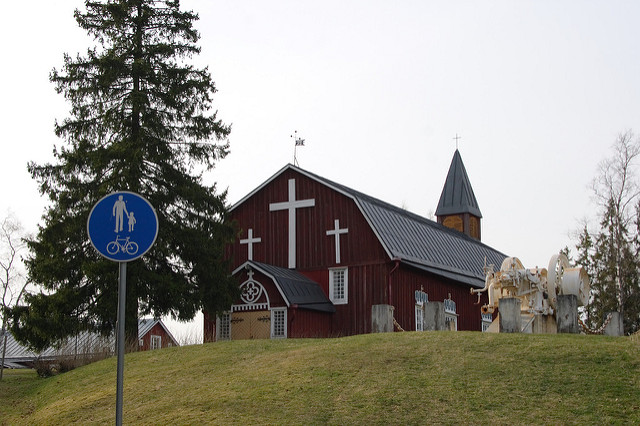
[
  {"x1": 116, "y1": 262, "x2": 126, "y2": 426},
  {"x1": 388, "y1": 259, "x2": 400, "y2": 307}
]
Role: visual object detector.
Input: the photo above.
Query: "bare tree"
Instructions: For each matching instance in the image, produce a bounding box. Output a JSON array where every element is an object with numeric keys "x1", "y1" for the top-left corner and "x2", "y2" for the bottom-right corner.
[
  {"x1": 1, "y1": 213, "x2": 29, "y2": 379},
  {"x1": 592, "y1": 131, "x2": 640, "y2": 223},
  {"x1": 588, "y1": 130, "x2": 640, "y2": 330}
]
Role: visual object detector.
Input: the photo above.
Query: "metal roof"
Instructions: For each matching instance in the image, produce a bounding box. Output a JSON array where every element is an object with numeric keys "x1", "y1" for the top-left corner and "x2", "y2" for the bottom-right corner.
[
  {"x1": 234, "y1": 261, "x2": 336, "y2": 313},
  {"x1": 357, "y1": 193, "x2": 504, "y2": 287},
  {"x1": 2, "y1": 329, "x2": 113, "y2": 366},
  {"x1": 235, "y1": 164, "x2": 506, "y2": 288},
  {"x1": 435, "y1": 149, "x2": 482, "y2": 218},
  {"x1": 2, "y1": 318, "x2": 177, "y2": 367}
]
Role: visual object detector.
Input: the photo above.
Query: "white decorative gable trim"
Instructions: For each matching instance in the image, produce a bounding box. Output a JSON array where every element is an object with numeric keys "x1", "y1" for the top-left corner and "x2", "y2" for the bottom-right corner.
[{"x1": 233, "y1": 277, "x2": 271, "y2": 312}]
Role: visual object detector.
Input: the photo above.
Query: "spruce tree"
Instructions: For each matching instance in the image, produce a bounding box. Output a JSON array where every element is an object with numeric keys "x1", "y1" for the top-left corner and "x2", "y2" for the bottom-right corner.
[
  {"x1": 574, "y1": 132, "x2": 640, "y2": 335},
  {"x1": 10, "y1": 0, "x2": 238, "y2": 350}
]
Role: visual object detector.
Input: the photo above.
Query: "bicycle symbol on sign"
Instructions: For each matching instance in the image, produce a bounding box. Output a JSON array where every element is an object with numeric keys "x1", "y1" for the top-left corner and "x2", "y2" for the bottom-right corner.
[{"x1": 106, "y1": 236, "x2": 139, "y2": 256}]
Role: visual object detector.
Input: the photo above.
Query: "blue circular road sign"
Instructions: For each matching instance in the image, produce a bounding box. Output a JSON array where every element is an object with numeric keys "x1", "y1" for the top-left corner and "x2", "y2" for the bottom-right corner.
[{"x1": 87, "y1": 191, "x2": 158, "y2": 262}]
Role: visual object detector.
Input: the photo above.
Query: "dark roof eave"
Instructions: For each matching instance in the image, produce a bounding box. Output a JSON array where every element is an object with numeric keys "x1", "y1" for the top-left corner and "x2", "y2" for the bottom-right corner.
[
  {"x1": 401, "y1": 259, "x2": 487, "y2": 288},
  {"x1": 293, "y1": 303, "x2": 337, "y2": 313},
  {"x1": 435, "y1": 205, "x2": 483, "y2": 218}
]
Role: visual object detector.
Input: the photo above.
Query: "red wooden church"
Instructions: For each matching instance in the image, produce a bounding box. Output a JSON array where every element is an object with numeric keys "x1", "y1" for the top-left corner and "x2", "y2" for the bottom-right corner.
[{"x1": 204, "y1": 150, "x2": 506, "y2": 341}]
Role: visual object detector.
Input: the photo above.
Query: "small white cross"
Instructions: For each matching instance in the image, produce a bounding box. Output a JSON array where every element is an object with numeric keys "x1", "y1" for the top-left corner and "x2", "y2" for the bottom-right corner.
[
  {"x1": 240, "y1": 228, "x2": 261, "y2": 261},
  {"x1": 326, "y1": 219, "x2": 348, "y2": 264},
  {"x1": 269, "y1": 178, "x2": 315, "y2": 268}
]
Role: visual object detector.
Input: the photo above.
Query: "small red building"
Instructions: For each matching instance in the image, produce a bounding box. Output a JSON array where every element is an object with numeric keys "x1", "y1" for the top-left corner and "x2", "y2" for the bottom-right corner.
[
  {"x1": 137, "y1": 318, "x2": 179, "y2": 350},
  {"x1": 204, "y1": 151, "x2": 506, "y2": 341}
]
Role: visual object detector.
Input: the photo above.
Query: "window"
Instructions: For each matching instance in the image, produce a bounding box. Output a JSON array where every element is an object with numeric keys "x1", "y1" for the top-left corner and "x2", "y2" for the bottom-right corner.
[
  {"x1": 271, "y1": 308, "x2": 287, "y2": 338},
  {"x1": 138, "y1": 338, "x2": 144, "y2": 348},
  {"x1": 481, "y1": 313, "x2": 493, "y2": 332},
  {"x1": 443, "y1": 215, "x2": 463, "y2": 233},
  {"x1": 218, "y1": 312, "x2": 230, "y2": 341},
  {"x1": 470, "y1": 216, "x2": 480, "y2": 239},
  {"x1": 444, "y1": 297, "x2": 458, "y2": 331},
  {"x1": 150, "y1": 335, "x2": 161, "y2": 350},
  {"x1": 329, "y1": 267, "x2": 348, "y2": 304},
  {"x1": 415, "y1": 305, "x2": 424, "y2": 331}
]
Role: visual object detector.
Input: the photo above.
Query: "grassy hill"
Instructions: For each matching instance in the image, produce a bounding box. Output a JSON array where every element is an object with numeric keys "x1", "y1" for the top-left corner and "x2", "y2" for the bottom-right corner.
[{"x1": 1, "y1": 332, "x2": 639, "y2": 425}]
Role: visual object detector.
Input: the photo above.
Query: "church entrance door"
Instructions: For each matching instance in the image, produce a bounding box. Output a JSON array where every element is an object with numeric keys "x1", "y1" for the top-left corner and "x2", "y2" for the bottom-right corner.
[{"x1": 231, "y1": 310, "x2": 271, "y2": 339}]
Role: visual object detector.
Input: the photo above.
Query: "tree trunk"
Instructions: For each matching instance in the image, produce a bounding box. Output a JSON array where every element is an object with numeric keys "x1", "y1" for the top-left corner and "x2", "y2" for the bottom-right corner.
[
  {"x1": 615, "y1": 216, "x2": 625, "y2": 324},
  {"x1": 1, "y1": 319, "x2": 8, "y2": 380}
]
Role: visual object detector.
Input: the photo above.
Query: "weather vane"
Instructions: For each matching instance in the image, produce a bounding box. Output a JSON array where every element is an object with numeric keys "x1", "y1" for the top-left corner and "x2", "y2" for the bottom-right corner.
[{"x1": 292, "y1": 130, "x2": 305, "y2": 167}]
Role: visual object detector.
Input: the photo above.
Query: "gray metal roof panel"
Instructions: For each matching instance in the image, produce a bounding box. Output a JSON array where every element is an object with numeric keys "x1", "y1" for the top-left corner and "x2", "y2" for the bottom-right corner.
[
  {"x1": 292, "y1": 165, "x2": 506, "y2": 284},
  {"x1": 138, "y1": 318, "x2": 157, "y2": 337},
  {"x1": 2, "y1": 330, "x2": 113, "y2": 362},
  {"x1": 357, "y1": 197, "x2": 504, "y2": 283}
]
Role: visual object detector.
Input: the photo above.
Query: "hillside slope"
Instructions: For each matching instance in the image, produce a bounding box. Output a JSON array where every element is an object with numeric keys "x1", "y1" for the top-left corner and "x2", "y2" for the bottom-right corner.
[{"x1": 1, "y1": 332, "x2": 639, "y2": 424}]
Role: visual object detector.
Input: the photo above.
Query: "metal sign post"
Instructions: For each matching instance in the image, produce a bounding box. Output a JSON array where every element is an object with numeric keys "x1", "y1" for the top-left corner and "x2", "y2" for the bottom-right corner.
[
  {"x1": 115, "y1": 262, "x2": 126, "y2": 426},
  {"x1": 88, "y1": 192, "x2": 158, "y2": 426}
]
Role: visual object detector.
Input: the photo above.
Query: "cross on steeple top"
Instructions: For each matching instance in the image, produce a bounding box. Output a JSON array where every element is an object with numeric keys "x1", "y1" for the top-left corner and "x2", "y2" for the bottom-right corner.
[{"x1": 453, "y1": 133, "x2": 461, "y2": 150}]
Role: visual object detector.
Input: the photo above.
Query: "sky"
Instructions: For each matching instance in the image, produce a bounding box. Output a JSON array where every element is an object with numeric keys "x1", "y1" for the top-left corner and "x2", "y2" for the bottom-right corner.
[{"x1": 2, "y1": 1, "x2": 639, "y2": 341}]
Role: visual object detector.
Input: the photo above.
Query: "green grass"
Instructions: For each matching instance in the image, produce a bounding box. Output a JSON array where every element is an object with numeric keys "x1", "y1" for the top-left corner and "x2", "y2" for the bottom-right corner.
[{"x1": 1, "y1": 332, "x2": 639, "y2": 425}]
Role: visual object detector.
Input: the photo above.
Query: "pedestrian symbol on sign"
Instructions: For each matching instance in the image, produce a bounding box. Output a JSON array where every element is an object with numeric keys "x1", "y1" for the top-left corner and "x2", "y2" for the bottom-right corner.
[
  {"x1": 88, "y1": 191, "x2": 158, "y2": 262},
  {"x1": 128, "y1": 212, "x2": 136, "y2": 232},
  {"x1": 112, "y1": 195, "x2": 128, "y2": 232}
]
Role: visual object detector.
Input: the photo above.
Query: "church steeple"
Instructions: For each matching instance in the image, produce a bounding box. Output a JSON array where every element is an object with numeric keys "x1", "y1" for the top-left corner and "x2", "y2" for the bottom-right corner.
[{"x1": 435, "y1": 149, "x2": 482, "y2": 240}]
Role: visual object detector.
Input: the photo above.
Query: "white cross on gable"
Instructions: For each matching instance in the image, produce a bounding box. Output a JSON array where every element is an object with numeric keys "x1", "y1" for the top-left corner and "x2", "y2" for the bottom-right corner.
[
  {"x1": 240, "y1": 228, "x2": 261, "y2": 261},
  {"x1": 269, "y1": 178, "x2": 315, "y2": 268},
  {"x1": 326, "y1": 219, "x2": 348, "y2": 264}
]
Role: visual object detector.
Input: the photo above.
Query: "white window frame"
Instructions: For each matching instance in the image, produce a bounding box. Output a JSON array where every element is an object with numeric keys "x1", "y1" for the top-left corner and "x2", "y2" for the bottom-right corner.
[
  {"x1": 415, "y1": 304, "x2": 424, "y2": 331},
  {"x1": 481, "y1": 313, "x2": 493, "y2": 332},
  {"x1": 444, "y1": 297, "x2": 458, "y2": 331},
  {"x1": 271, "y1": 308, "x2": 287, "y2": 339},
  {"x1": 217, "y1": 312, "x2": 231, "y2": 341},
  {"x1": 445, "y1": 315, "x2": 458, "y2": 331},
  {"x1": 329, "y1": 267, "x2": 348, "y2": 304},
  {"x1": 150, "y1": 334, "x2": 161, "y2": 350}
]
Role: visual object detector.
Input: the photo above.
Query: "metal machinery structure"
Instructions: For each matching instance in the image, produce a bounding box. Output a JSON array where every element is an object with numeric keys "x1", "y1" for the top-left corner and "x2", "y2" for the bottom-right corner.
[{"x1": 471, "y1": 253, "x2": 590, "y2": 331}]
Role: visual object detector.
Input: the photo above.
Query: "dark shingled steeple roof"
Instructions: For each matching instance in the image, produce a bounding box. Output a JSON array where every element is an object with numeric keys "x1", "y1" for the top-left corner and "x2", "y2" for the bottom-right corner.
[{"x1": 435, "y1": 149, "x2": 482, "y2": 218}]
